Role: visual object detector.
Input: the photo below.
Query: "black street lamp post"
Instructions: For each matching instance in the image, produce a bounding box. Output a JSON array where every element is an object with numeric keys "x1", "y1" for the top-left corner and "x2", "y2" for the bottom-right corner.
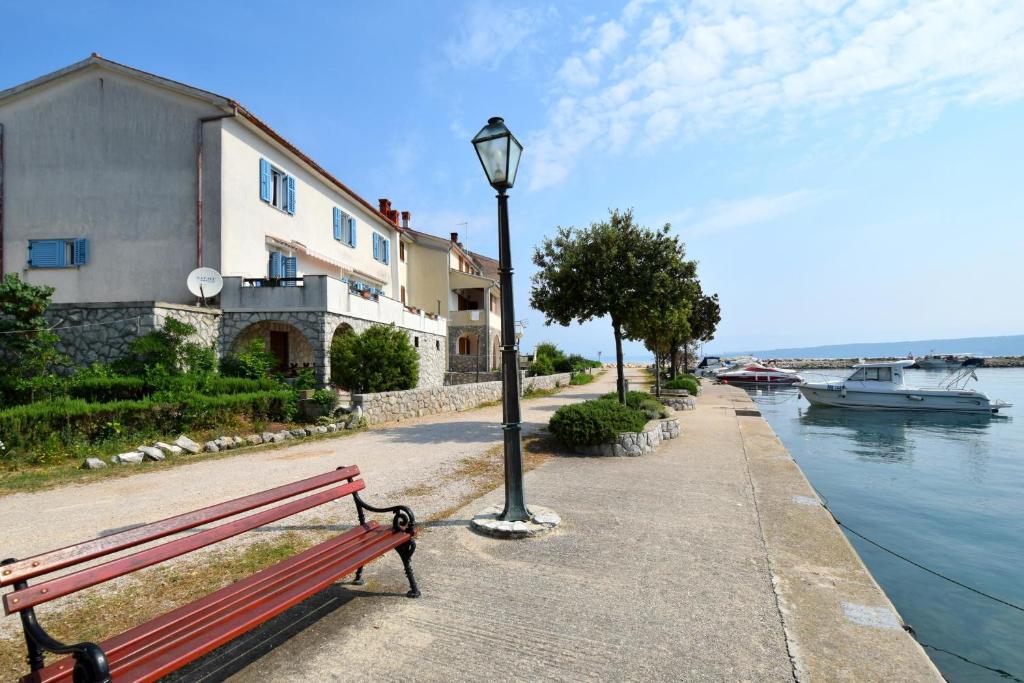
[{"x1": 471, "y1": 117, "x2": 529, "y2": 523}]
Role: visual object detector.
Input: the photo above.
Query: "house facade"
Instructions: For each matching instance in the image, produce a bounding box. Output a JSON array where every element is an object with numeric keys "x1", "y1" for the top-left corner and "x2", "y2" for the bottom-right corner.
[
  {"x1": 403, "y1": 229, "x2": 502, "y2": 375},
  {"x1": 0, "y1": 55, "x2": 458, "y2": 385}
]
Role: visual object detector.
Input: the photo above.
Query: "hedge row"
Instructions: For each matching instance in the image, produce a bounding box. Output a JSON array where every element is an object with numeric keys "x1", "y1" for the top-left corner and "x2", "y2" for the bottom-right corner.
[
  {"x1": 59, "y1": 376, "x2": 282, "y2": 403},
  {"x1": 0, "y1": 390, "x2": 295, "y2": 453}
]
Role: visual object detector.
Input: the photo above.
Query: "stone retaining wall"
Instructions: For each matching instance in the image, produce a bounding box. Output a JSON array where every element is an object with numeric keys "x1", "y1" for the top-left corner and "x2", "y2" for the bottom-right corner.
[
  {"x1": 575, "y1": 418, "x2": 680, "y2": 457},
  {"x1": 45, "y1": 302, "x2": 220, "y2": 369},
  {"x1": 445, "y1": 371, "x2": 501, "y2": 385},
  {"x1": 353, "y1": 372, "x2": 572, "y2": 424}
]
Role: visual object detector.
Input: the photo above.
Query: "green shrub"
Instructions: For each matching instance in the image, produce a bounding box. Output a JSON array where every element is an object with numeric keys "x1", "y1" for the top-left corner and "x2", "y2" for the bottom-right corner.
[
  {"x1": 0, "y1": 390, "x2": 295, "y2": 456},
  {"x1": 295, "y1": 368, "x2": 317, "y2": 390},
  {"x1": 664, "y1": 377, "x2": 699, "y2": 394},
  {"x1": 569, "y1": 373, "x2": 595, "y2": 385},
  {"x1": 311, "y1": 389, "x2": 336, "y2": 410},
  {"x1": 638, "y1": 398, "x2": 671, "y2": 420},
  {"x1": 114, "y1": 318, "x2": 212, "y2": 378},
  {"x1": 330, "y1": 324, "x2": 418, "y2": 393},
  {"x1": 548, "y1": 400, "x2": 647, "y2": 448},
  {"x1": 220, "y1": 340, "x2": 278, "y2": 379},
  {"x1": 600, "y1": 390, "x2": 657, "y2": 410},
  {"x1": 528, "y1": 355, "x2": 555, "y2": 377}
]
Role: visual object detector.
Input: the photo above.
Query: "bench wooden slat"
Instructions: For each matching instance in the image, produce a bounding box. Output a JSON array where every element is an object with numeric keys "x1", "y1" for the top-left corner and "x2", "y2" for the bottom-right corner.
[
  {"x1": 0, "y1": 465, "x2": 361, "y2": 587},
  {"x1": 28, "y1": 528, "x2": 409, "y2": 683},
  {"x1": 3, "y1": 479, "x2": 365, "y2": 614},
  {"x1": 100, "y1": 522, "x2": 383, "y2": 661}
]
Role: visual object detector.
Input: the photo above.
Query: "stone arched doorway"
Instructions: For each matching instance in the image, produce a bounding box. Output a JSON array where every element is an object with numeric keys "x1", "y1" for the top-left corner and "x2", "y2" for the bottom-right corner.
[{"x1": 231, "y1": 321, "x2": 315, "y2": 376}]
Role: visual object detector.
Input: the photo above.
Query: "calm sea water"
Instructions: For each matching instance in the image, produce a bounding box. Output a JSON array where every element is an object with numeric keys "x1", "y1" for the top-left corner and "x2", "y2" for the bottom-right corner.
[{"x1": 747, "y1": 368, "x2": 1024, "y2": 683}]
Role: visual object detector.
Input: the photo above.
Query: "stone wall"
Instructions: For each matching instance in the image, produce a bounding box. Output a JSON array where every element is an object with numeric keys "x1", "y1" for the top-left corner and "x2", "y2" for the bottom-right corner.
[
  {"x1": 574, "y1": 418, "x2": 680, "y2": 457},
  {"x1": 446, "y1": 371, "x2": 501, "y2": 385},
  {"x1": 353, "y1": 372, "x2": 572, "y2": 424},
  {"x1": 45, "y1": 302, "x2": 220, "y2": 369}
]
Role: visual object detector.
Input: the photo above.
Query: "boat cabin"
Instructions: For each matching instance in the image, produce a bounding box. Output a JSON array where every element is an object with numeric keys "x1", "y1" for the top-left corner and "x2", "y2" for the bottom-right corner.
[{"x1": 845, "y1": 360, "x2": 914, "y2": 386}]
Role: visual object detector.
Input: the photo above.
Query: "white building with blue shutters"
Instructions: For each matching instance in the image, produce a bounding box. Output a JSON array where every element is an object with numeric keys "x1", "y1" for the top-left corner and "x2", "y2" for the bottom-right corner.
[{"x1": 0, "y1": 55, "x2": 447, "y2": 386}]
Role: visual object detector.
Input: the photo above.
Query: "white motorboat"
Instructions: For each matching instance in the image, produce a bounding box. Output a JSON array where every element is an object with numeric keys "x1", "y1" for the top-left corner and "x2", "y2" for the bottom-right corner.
[
  {"x1": 796, "y1": 360, "x2": 1011, "y2": 413},
  {"x1": 716, "y1": 361, "x2": 802, "y2": 385},
  {"x1": 914, "y1": 353, "x2": 983, "y2": 370}
]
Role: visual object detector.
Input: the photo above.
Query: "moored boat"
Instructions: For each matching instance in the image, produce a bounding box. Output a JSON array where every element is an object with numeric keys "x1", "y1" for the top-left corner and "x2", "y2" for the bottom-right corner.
[
  {"x1": 716, "y1": 362, "x2": 802, "y2": 385},
  {"x1": 796, "y1": 360, "x2": 1011, "y2": 413},
  {"x1": 914, "y1": 353, "x2": 984, "y2": 370}
]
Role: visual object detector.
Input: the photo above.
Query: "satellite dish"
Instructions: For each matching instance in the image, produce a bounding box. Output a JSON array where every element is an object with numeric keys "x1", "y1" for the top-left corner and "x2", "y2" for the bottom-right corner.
[{"x1": 187, "y1": 267, "x2": 223, "y2": 301}]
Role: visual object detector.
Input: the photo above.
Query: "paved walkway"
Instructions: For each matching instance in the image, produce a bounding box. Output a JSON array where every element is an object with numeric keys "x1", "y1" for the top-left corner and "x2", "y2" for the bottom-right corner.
[
  {"x1": 1, "y1": 369, "x2": 942, "y2": 681},
  {"x1": 0, "y1": 373, "x2": 608, "y2": 562}
]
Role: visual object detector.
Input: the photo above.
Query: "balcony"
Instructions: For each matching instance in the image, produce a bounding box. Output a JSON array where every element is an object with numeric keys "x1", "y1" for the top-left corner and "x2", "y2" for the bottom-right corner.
[{"x1": 220, "y1": 275, "x2": 446, "y2": 336}]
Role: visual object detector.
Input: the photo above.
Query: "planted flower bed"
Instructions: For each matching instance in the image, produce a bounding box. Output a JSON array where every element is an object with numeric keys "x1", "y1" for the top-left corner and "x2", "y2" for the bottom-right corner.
[{"x1": 548, "y1": 391, "x2": 680, "y2": 457}]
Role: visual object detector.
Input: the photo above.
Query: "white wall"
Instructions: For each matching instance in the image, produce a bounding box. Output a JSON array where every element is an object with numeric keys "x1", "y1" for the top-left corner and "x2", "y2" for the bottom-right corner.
[
  {"x1": 0, "y1": 65, "x2": 223, "y2": 303},
  {"x1": 217, "y1": 119, "x2": 399, "y2": 293}
]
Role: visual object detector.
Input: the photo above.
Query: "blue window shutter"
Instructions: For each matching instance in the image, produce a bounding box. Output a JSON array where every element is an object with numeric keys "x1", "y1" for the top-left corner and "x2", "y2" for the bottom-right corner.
[
  {"x1": 383, "y1": 238, "x2": 390, "y2": 265},
  {"x1": 372, "y1": 233, "x2": 380, "y2": 260},
  {"x1": 269, "y1": 251, "x2": 283, "y2": 278},
  {"x1": 283, "y1": 255, "x2": 297, "y2": 286},
  {"x1": 73, "y1": 238, "x2": 89, "y2": 266},
  {"x1": 333, "y1": 208, "x2": 342, "y2": 240},
  {"x1": 28, "y1": 240, "x2": 63, "y2": 268},
  {"x1": 286, "y1": 176, "x2": 296, "y2": 214},
  {"x1": 259, "y1": 159, "x2": 271, "y2": 202},
  {"x1": 348, "y1": 217, "x2": 357, "y2": 247}
]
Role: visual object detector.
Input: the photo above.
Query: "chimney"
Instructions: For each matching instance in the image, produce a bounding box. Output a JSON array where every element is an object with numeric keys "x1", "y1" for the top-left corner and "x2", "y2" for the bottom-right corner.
[
  {"x1": 378, "y1": 198, "x2": 392, "y2": 214},
  {"x1": 451, "y1": 232, "x2": 459, "y2": 243},
  {"x1": 401, "y1": 211, "x2": 411, "y2": 229}
]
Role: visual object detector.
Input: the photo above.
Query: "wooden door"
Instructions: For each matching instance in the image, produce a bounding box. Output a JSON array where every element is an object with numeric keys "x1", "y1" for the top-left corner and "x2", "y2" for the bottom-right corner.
[{"x1": 269, "y1": 331, "x2": 289, "y2": 372}]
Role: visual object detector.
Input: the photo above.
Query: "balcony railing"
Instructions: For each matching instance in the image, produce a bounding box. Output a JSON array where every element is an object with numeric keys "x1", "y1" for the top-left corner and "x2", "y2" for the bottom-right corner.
[{"x1": 221, "y1": 275, "x2": 446, "y2": 336}]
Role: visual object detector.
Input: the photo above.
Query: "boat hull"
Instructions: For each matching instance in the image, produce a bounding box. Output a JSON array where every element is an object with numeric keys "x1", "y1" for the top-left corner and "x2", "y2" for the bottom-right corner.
[
  {"x1": 719, "y1": 375, "x2": 801, "y2": 386},
  {"x1": 797, "y1": 385, "x2": 1007, "y2": 413}
]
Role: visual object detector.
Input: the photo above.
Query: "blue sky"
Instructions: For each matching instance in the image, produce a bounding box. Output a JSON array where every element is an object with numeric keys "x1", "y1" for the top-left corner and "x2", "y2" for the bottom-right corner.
[{"x1": 4, "y1": 0, "x2": 1023, "y2": 359}]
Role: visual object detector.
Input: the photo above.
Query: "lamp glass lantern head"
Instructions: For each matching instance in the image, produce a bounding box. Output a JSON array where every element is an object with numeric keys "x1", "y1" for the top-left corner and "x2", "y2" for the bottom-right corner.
[{"x1": 472, "y1": 117, "x2": 523, "y2": 191}]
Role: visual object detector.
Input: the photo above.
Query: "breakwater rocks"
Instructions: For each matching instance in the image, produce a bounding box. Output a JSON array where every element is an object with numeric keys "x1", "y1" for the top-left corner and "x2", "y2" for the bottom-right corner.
[{"x1": 772, "y1": 356, "x2": 1024, "y2": 370}]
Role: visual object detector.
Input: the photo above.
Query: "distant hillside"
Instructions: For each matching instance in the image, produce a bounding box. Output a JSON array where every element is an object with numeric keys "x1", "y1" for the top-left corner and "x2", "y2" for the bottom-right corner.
[{"x1": 721, "y1": 334, "x2": 1024, "y2": 360}]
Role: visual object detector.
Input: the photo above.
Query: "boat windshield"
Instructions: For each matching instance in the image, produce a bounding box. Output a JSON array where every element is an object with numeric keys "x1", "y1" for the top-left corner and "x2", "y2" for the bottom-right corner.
[{"x1": 848, "y1": 367, "x2": 893, "y2": 382}]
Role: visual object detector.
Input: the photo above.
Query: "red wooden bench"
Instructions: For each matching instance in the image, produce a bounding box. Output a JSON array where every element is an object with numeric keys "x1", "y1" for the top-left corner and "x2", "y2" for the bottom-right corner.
[{"x1": 1, "y1": 465, "x2": 419, "y2": 682}]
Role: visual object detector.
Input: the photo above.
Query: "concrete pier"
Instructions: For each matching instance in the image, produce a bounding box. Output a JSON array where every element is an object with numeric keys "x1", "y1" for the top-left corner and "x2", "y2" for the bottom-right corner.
[{"x1": 227, "y1": 373, "x2": 942, "y2": 681}]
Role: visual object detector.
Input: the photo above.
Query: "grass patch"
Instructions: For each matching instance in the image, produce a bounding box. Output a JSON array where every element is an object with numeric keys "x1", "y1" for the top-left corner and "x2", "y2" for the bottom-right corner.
[
  {"x1": 0, "y1": 530, "x2": 321, "y2": 681},
  {"x1": 569, "y1": 373, "x2": 595, "y2": 386}
]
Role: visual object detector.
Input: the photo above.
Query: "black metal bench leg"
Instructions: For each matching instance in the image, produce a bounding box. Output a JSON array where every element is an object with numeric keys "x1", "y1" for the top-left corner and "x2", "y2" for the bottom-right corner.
[
  {"x1": 351, "y1": 566, "x2": 366, "y2": 585},
  {"x1": 395, "y1": 540, "x2": 421, "y2": 598}
]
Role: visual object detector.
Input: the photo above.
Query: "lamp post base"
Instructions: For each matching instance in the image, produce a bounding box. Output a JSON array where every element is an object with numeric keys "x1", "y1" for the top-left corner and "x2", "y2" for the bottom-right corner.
[{"x1": 469, "y1": 504, "x2": 561, "y2": 539}]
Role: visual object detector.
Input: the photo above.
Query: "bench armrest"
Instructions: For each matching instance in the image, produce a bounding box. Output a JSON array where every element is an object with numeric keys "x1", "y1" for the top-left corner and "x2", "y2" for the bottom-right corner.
[
  {"x1": 352, "y1": 492, "x2": 416, "y2": 534},
  {"x1": 21, "y1": 607, "x2": 111, "y2": 682}
]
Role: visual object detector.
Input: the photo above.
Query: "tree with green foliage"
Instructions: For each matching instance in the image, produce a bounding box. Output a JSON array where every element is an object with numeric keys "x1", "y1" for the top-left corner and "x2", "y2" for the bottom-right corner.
[
  {"x1": 670, "y1": 290, "x2": 721, "y2": 376},
  {"x1": 330, "y1": 324, "x2": 419, "y2": 393},
  {"x1": 625, "y1": 299, "x2": 691, "y2": 397},
  {"x1": 531, "y1": 208, "x2": 696, "y2": 403},
  {"x1": 0, "y1": 274, "x2": 64, "y2": 401}
]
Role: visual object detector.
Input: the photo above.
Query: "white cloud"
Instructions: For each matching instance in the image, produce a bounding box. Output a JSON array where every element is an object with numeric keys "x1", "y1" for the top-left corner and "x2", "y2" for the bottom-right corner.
[
  {"x1": 528, "y1": 0, "x2": 1024, "y2": 190},
  {"x1": 444, "y1": 2, "x2": 553, "y2": 70},
  {"x1": 682, "y1": 190, "x2": 819, "y2": 236}
]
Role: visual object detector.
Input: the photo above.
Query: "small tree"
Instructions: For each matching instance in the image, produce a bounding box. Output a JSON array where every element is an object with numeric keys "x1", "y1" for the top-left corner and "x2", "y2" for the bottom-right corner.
[
  {"x1": 330, "y1": 324, "x2": 419, "y2": 393},
  {"x1": 0, "y1": 274, "x2": 64, "y2": 399},
  {"x1": 625, "y1": 299, "x2": 691, "y2": 397},
  {"x1": 531, "y1": 209, "x2": 696, "y2": 403},
  {"x1": 115, "y1": 317, "x2": 212, "y2": 379}
]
